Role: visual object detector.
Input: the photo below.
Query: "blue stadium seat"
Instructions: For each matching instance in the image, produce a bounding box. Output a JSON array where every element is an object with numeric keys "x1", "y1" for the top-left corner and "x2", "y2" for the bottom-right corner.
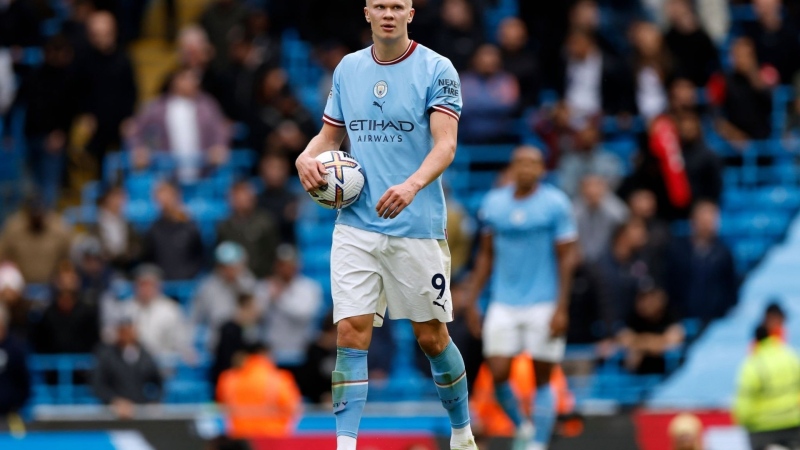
[{"x1": 162, "y1": 280, "x2": 200, "y2": 310}]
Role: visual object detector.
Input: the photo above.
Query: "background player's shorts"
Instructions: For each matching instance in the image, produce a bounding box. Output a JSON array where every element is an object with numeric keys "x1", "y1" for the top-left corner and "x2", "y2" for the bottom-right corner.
[
  {"x1": 331, "y1": 224, "x2": 453, "y2": 326},
  {"x1": 482, "y1": 302, "x2": 566, "y2": 362}
]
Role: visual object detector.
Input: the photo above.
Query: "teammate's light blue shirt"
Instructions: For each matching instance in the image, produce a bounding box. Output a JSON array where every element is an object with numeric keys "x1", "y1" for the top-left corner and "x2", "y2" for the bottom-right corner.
[
  {"x1": 323, "y1": 41, "x2": 462, "y2": 239},
  {"x1": 479, "y1": 184, "x2": 577, "y2": 307}
]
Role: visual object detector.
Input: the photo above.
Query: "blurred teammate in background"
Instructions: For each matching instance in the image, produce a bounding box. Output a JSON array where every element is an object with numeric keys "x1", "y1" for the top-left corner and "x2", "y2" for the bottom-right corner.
[
  {"x1": 295, "y1": 0, "x2": 476, "y2": 448},
  {"x1": 469, "y1": 147, "x2": 577, "y2": 450}
]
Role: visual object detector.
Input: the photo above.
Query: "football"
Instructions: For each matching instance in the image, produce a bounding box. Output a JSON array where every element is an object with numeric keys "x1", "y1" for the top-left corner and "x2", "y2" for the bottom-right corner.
[{"x1": 308, "y1": 151, "x2": 365, "y2": 210}]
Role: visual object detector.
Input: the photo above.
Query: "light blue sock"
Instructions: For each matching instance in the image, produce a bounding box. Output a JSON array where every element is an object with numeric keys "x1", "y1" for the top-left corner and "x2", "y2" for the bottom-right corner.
[
  {"x1": 533, "y1": 384, "x2": 556, "y2": 444},
  {"x1": 426, "y1": 340, "x2": 471, "y2": 429},
  {"x1": 494, "y1": 381, "x2": 523, "y2": 427},
  {"x1": 332, "y1": 347, "x2": 369, "y2": 439}
]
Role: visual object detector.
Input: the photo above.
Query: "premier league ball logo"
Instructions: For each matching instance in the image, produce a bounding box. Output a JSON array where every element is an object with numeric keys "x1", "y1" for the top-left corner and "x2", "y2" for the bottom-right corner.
[{"x1": 374, "y1": 80, "x2": 388, "y2": 99}]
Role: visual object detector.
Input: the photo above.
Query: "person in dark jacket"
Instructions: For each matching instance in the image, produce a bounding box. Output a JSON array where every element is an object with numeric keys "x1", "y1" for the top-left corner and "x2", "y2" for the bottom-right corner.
[
  {"x1": 141, "y1": 181, "x2": 204, "y2": 281},
  {"x1": 210, "y1": 293, "x2": 264, "y2": 393},
  {"x1": 0, "y1": 306, "x2": 31, "y2": 426},
  {"x1": 663, "y1": 0, "x2": 720, "y2": 87},
  {"x1": 257, "y1": 153, "x2": 298, "y2": 244},
  {"x1": 553, "y1": 28, "x2": 635, "y2": 126},
  {"x1": 676, "y1": 111, "x2": 722, "y2": 206},
  {"x1": 666, "y1": 201, "x2": 738, "y2": 326},
  {"x1": 217, "y1": 180, "x2": 279, "y2": 278},
  {"x1": 91, "y1": 318, "x2": 163, "y2": 419},
  {"x1": 718, "y1": 37, "x2": 773, "y2": 142},
  {"x1": 14, "y1": 35, "x2": 78, "y2": 208},
  {"x1": 73, "y1": 11, "x2": 137, "y2": 175}
]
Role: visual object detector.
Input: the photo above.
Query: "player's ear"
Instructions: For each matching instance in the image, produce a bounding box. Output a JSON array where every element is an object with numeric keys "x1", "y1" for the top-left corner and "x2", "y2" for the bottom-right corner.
[
  {"x1": 409, "y1": 8, "x2": 414, "y2": 22},
  {"x1": 364, "y1": 6, "x2": 370, "y2": 22}
]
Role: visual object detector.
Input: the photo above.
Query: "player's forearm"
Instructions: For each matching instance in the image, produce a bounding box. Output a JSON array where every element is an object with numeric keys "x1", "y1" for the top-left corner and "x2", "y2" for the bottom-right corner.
[
  {"x1": 301, "y1": 133, "x2": 341, "y2": 159},
  {"x1": 555, "y1": 241, "x2": 577, "y2": 309},
  {"x1": 469, "y1": 234, "x2": 493, "y2": 305},
  {"x1": 406, "y1": 139, "x2": 456, "y2": 191}
]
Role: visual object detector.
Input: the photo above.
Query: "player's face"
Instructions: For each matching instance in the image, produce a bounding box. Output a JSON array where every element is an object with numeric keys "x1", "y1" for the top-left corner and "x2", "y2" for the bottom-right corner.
[
  {"x1": 365, "y1": 0, "x2": 414, "y2": 41},
  {"x1": 511, "y1": 151, "x2": 544, "y2": 188}
]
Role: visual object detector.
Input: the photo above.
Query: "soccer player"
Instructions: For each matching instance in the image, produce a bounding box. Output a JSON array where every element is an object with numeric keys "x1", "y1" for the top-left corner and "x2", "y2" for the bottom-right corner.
[
  {"x1": 467, "y1": 147, "x2": 578, "y2": 450},
  {"x1": 295, "y1": 1, "x2": 476, "y2": 449}
]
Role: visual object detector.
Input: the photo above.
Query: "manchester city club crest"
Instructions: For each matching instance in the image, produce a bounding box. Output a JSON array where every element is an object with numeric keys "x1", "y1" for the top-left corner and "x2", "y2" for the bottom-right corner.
[{"x1": 374, "y1": 80, "x2": 388, "y2": 99}]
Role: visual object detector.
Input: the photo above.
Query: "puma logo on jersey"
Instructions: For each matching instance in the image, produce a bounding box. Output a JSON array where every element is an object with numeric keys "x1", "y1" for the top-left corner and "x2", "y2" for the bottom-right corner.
[
  {"x1": 433, "y1": 299, "x2": 448, "y2": 313},
  {"x1": 372, "y1": 101, "x2": 385, "y2": 113}
]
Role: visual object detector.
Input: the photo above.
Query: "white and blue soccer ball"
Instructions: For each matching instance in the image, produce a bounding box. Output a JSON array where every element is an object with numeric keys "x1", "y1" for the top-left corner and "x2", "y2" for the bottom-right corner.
[{"x1": 309, "y1": 151, "x2": 365, "y2": 210}]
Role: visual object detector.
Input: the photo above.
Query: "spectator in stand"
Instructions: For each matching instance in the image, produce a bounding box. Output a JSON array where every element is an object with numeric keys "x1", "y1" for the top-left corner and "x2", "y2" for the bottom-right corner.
[
  {"x1": 717, "y1": 37, "x2": 773, "y2": 142},
  {"x1": 0, "y1": 47, "x2": 13, "y2": 120},
  {"x1": 35, "y1": 265, "x2": 95, "y2": 387},
  {"x1": 296, "y1": 0, "x2": 365, "y2": 50},
  {"x1": 0, "y1": 197, "x2": 72, "y2": 284},
  {"x1": 218, "y1": 180, "x2": 279, "y2": 278},
  {"x1": 224, "y1": 31, "x2": 274, "y2": 123},
  {"x1": 0, "y1": 263, "x2": 29, "y2": 342},
  {"x1": 192, "y1": 242, "x2": 258, "y2": 349},
  {"x1": 248, "y1": 71, "x2": 316, "y2": 158},
  {"x1": 406, "y1": 0, "x2": 439, "y2": 47},
  {"x1": 258, "y1": 153, "x2": 298, "y2": 244},
  {"x1": 574, "y1": 175, "x2": 629, "y2": 263},
  {"x1": 216, "y1": 343, "x2": 302, "y2": 438},
  {"x1": 211, "y1": 293, "x2": 265, "y2": 392},
  {"x1": 666, "y1": 201, "x2": 738, "y2": 325},
  {"x1": 0, "y1": 0, "x2": 42, "y2": 48},
  {"x1": 663, "y1": 0, "x2": 719, "y2": 87},
  {"x1": 177, "y1": 26, "x2": 234, "y2": 120},
  {"x1": 72, "y1": 236, "x2": 114, "y2": 307},
  {"x1": 61, "y1": 0, "x2": 94, "y2": 57},
  {"x1": 91, "y1": 185, "x2": 141, "y2": 273},
  {"x1": 111, "y1": 265, "x2": 192, "y2": 362},
  {"x1": 554, "y1": 29, "x2": 634, "y2": 128},
  {"x1": 128, "y1": 67, "x2": 231, "y2": 183},
  {"x1": 630, "y1": 21, "x2": 673, "y2": 122},
  {"x1": 256, "y1": 244, "x2": 322, "y2": 367},
  {"x1": 744, "y1": 0, "x2": 800, "y2": 85},
  {"x1": 627, "y1": 189, "x2": 671, "y2": 282},
  {"x1": 14, "y1": 35, "x2": 77, "y2": 208},
  {"x1": 668, "y1": 413, "x2": 704, "y2": 450},
  {"x1": 73, "y1": 11, "x2": 137, "y2": 175},
  {"x1": 669, "y1": 77, "x2": 701, "y2": 115},
  {"x1": 676, "y1": 111, "x2": 722, "y2": 205},
  {"x1": 734, "y1": 325, "x2": 800, "y2": 450},
  {"x1": 568, "y1": 0, "x2": 617, "y2": 56},
  {"x1": 316, "y1": 40, "x2": 349, "y2": 114},
  {"x1": 567, "y1": 251, "x2": 614, "y2": 344},
  {"x1": 446, "y1": 193, "x2": 475, "y2": 278},
  {"x1": 595, "y1": 219, "x2": 651, "y2": 324},
  {"x1": 617, "y1": 285, "x2": 685, "y2": 375},
  {"x1": 0, "y1": 306, "x2": 30, "y2": 428},
  {"x1": 557, "y1": 122, "x2": 625, "y2": 198},
  {"x1": 199, "y1": 0, "x2": 248, "y2": 71},
  {"x1": 459, "y1": 44, "x2": 520, "y2": 144},
  {"x1": 296, "y1": 313, "x2": 336, "y2": 404},
  {"x1": 497, "y1": 17, "x2": 540, "y2": 109},
  {"x1": 141, "y1": 181, "x2": 204, "y2": 281},
  {"x1": 91, "y1": 317, "x2": 163, "y2": 419},
  {"x1": 433, "y1": 0, "x2": 484, "y2": 72}
]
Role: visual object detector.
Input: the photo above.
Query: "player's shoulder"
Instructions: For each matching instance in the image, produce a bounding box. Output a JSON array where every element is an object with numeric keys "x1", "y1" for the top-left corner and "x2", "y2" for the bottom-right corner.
[
  {"x1": 415, "y1": 43, "x2": 457, "y2": 72},
  {"x1": 483, "y1": 185, "x2": 514, "y2": 208},
  {"x1": 539, "y1": 183, "x2": 572, "y2": 207},
  {"x1": 338, "y1": 47, "x2": 372, "y2": 69}
]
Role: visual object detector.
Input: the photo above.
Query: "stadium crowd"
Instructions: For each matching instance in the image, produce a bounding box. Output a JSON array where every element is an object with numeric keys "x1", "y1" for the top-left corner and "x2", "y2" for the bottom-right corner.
[{"x1": 3, "y1": 0, "x2": 796, "y2": 436}]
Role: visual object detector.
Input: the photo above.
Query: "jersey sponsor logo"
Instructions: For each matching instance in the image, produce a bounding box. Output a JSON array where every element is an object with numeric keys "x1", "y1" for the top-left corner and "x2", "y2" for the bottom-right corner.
[
  {"x1": 437, "y1": 78, "x2": 460, "y2": 97},
  {"x1": 374, "y1": 80, "x2": 388, "y2": 99}
]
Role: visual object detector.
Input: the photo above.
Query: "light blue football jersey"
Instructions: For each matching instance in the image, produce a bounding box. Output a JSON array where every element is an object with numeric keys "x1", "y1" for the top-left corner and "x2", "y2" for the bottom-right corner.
[
  {"x1": 479, "y1": 184, "x2": 577, "y2": 307},
  {"x1": 323, "y1": 41, "x2": 462, "y2": 239}
]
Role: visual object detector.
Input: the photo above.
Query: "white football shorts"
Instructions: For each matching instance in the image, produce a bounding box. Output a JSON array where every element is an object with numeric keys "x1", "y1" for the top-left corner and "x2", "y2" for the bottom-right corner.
[
  {"x1": 331, "y1": 224, "x2": 453, "y2": 326},
  {"x1": 482, "y1": 302, "x2": 566, "y2": 362}
]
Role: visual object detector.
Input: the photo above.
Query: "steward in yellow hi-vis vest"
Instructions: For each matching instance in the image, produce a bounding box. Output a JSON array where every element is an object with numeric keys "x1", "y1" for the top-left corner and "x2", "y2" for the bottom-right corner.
[{"x1": 733, "y1": 326, "x2": 800, "y2": 450}]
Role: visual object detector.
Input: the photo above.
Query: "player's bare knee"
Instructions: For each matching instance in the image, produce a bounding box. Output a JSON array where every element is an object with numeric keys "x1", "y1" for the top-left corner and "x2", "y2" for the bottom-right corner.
[
  {"x1": 336, "y1": 317, "x2": 373, "y2": 350},
  {"x1": 487, "y1": 357, "x2": 512, "y2": 383},
  {"x1": 412, "y1": 321, "x2": 450, "y2": 356},
  {"x1": 533, "y1": 361, "x2": 555, "y2": 387}
]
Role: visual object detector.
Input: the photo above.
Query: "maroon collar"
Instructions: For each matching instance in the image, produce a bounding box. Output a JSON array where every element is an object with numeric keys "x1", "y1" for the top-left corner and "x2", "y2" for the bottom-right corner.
[{"x1": 372, "y1": 40, "x2": 418, "y2": 66}]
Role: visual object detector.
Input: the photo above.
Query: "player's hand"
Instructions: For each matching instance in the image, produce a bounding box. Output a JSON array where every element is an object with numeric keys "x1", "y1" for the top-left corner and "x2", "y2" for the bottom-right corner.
[
  {"x1": 376, "y1": 181, "x2": 419, "y2": 219},
  {"x1": 296, "y1": 152, "x2": 328, "y2": 192},
  {"x1": 465, "y1": 305, "x2": 483, "y2": 339},
  {"x1": 549, "y1": 305, "x2": 569, "y2": 338}
]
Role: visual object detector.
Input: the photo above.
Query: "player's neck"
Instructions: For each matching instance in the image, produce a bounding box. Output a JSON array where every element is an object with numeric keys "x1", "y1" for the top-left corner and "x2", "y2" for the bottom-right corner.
[
  {"x1": 513, "y1": 183, "x2": 538, "y2": 199},
  {"x1": 372, "y1": 36, "x2": 412, "y2": 62}
]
